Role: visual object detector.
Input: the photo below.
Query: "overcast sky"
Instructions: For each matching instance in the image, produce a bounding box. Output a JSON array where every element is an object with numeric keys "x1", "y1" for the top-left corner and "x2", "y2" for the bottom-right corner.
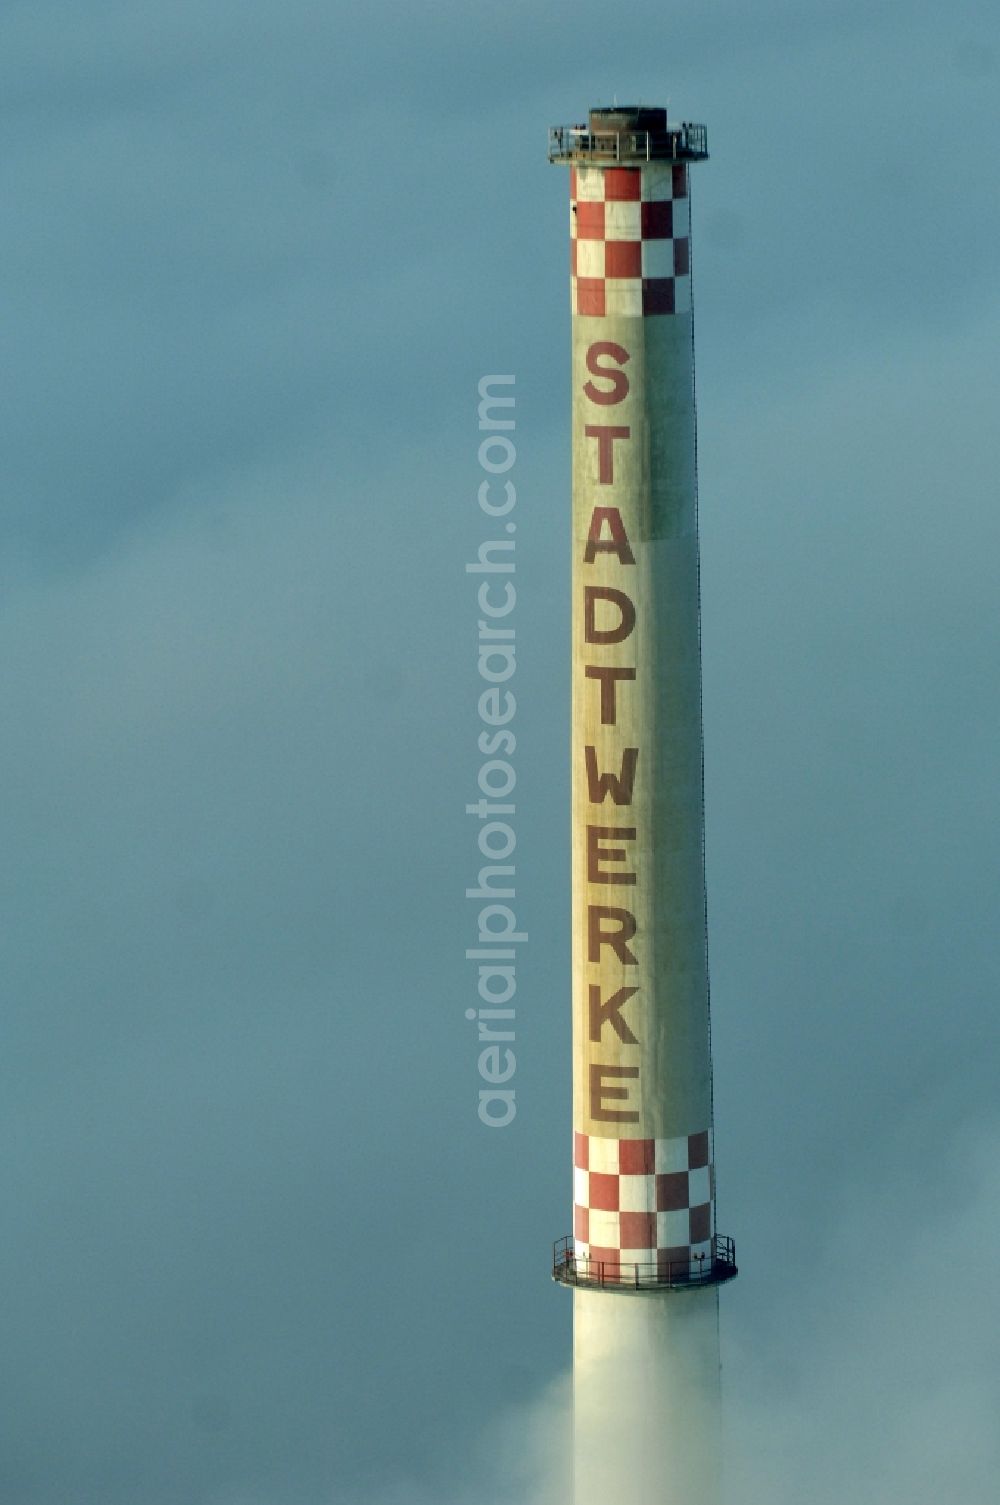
[{"x1": 1, "y1": 3, "x2": 998, "y2": 1502}]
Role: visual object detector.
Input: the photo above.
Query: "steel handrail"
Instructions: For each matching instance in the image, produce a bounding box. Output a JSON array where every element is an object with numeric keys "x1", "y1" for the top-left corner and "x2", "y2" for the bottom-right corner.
[
  {"x1": 553, "y1": 1233, "x2": 737, "y2": 1291},
  {"x1": 547, "y1": 123, "x2": 708, "y2": 164}
]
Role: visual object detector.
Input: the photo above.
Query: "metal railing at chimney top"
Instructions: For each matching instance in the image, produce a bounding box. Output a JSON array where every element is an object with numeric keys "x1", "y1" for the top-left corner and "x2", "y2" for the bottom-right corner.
[{"x1": 547, "y1": 123, "x2": 708, "y2": 163}]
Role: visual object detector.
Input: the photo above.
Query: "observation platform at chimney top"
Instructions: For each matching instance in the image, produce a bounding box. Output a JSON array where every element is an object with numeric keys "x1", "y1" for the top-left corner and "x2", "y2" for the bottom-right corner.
[
  {"x1": 553, "y1": 1234, "x2": 737, "y2": 1293},
  {"x1": 548, "y1": 106, "x2": 708, "y2": 165}
]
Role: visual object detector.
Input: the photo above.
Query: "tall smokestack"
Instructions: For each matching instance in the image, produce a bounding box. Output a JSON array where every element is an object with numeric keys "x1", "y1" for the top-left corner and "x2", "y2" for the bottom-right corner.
[{"x1": 548, "y1": 106, "x2": 736, "y2": 1504}]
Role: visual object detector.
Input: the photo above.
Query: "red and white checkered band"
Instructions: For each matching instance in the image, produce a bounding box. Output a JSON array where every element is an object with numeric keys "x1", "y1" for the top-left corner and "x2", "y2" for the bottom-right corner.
[
  {"x1": 573, "y1": 1130, "x2": 715, "y2": 1273},
  {"x1": 568, "y1": 162, "x2": 691, "y2": 318}
]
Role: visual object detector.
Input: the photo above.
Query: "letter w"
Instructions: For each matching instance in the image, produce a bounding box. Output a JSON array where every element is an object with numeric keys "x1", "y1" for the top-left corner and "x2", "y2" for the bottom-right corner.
[{"x1": 585, "y1": 746, "x2": 638, "y2": 805}]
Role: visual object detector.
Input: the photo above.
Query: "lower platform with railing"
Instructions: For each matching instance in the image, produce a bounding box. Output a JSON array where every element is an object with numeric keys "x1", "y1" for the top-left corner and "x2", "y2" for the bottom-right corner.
[{"x1": 553, "y1": 1233, "x2": 737, "y2": 1291}]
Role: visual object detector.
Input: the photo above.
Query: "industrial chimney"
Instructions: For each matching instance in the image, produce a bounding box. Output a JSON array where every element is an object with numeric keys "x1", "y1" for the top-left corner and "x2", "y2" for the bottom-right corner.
[{"x1": 548, "y1": 104, "x2": 736, "y2": 1505}]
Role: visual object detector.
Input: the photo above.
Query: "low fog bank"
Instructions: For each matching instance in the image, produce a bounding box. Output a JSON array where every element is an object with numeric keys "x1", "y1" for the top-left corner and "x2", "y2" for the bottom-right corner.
[{"x1": 338, "y1": 1114, "x2": 999, "y2": 1505}]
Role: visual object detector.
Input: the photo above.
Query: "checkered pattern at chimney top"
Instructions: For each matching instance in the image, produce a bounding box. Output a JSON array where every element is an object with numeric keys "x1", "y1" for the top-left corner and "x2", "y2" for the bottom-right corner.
[
  {"x1": 573, "y1": 1131, "x2": 715, "y2": 1275},
  {"x1": 570, "y1": 162, "x2": 691, "y2": 319}
]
